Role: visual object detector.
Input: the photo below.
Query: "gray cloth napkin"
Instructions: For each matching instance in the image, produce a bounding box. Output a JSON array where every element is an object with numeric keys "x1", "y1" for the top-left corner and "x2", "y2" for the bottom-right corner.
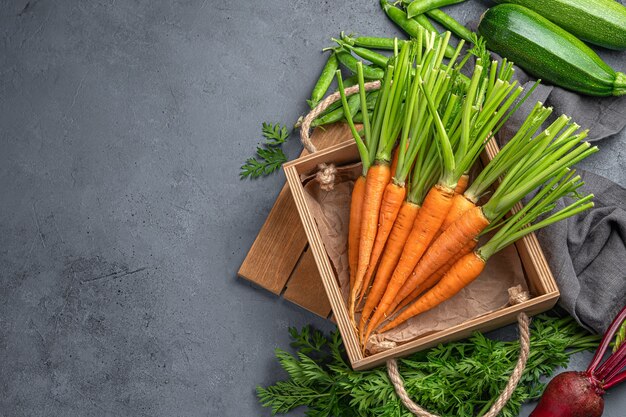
[
  {"x1": 483, "y1": 45, "x2": 626, "y2": 332},
  {"x1": 528, "y1": 171, "x2": 626, "y2": 333}
]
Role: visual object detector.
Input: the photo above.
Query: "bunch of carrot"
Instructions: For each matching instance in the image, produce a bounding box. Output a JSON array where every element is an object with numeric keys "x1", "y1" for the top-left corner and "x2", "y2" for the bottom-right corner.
[{"x1": 336, "y1": 29, "x2": 597, "y2": 350}]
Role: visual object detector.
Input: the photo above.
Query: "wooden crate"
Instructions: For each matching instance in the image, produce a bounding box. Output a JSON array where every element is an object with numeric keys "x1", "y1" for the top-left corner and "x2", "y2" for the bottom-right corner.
[
  {"x1": 238, "y1": 124, "x2": 353, "y2": 318},
  {"x1": 284, "y1": 137, "x2": 560, "y2": 371}
]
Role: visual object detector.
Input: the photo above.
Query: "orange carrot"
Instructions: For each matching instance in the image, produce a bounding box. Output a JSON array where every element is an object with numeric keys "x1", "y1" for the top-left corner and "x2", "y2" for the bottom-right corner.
[
  {"x1": 389, "y1": 204, "x2": 489, "y2": 305},
  {"x1": 390, "y1": 238, "x2": 477, "y2": 314},
  {"x1": 356, "y1": 182, "x2": 406, "y2": 301},
  {"x1": 382, "y1": 169, "x2": 599, "y2": 334},
  {"x1": 358, "y1": 201, "x2": 419, "y2": 338},
  {"x1": 380, "y1": 251, "x2": 486, "y2": 333},
  {"x1": 364, "y1": 184, "x2": 455, "y2": 339},
  {"x1": 354, "y1": 146, "x2": 408, "y2": 298},
  {"x1": 351, "y1": 163, "x2": 391, "y2": 316},
  {"x1": 430, "y1": 174, "x2": 472, "y2": 242},
  {"x1": 439, "y1": 192, "x2": 477, "y2": 233},
  {"x1": 348, "y1": 176, "x2": 366, "y2": 290},
  {"x1": 390, "y1": 146, "x2": 400, "y2": 176},
  {"x1": 454, "y1": 173, "x2": 469, "y2": 194}
]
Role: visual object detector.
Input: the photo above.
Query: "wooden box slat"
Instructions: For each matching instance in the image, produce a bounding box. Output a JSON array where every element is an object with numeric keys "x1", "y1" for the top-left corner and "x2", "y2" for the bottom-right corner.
[
  {"x1": 284, "y1": 246, "x2": 332, "y2": 317},
  {"x1": 285, "y1": 138, "x2": 560, "y2": 370},
  {"x1": 238, "y1": 184, "x2": 308, "y2": 294},
  {"x1": 238, "y1": 124, "x2": 352, "y2": 313}
]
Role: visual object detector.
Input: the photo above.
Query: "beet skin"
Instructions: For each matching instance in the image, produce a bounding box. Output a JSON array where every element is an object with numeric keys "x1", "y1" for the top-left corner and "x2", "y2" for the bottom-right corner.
[{"x1": 530, "y1": 371, "x2": 604, "y2": 417}]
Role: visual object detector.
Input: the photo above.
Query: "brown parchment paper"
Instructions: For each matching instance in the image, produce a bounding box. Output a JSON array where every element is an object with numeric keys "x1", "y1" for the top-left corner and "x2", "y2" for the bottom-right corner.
[{"x1": 301, "y1": 163, "x2": 528, "y2": 355}]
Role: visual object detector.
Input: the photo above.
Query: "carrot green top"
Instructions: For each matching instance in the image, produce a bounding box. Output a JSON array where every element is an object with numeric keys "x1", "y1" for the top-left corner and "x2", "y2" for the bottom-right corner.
[
  {"x1": 479, "y1": 170, "x2": 594, "y2": 260},
  {"x1": 481, "y1": 116, "x2": 598, "y2": 224}
]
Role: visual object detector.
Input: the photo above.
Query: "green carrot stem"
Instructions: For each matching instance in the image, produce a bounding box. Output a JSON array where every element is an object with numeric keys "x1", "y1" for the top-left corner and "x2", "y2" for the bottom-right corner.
[
  {"x1": 489, "y1": 80, "x2": 541, "y2": 138},
  {"x1": 420, "y1": 78, "x2": 455, "y2": 186},
  {"x1": 413, "y1": 14, "x2": 456, "y2": 58},
  {"x1": 378, "y1": 42, "x2": 413, "y2": 161},
  {"x1": 408, "y1": 141, "x2": 441, "y2": 204},
  {"x1": 396, "y1": 69, "x2": 422, "y2": 183},
  {"x1": 458, "y1": 64, "x2": 483, "y2": 162},
  {"x1": 455, "y1": 85, "x2": 524, "y2": 177},
  {"x1": 465, "y1": 103, "x2": 552, "y2": 201},
  {"x1": 369, "y1": 65, "x2": 394, "y2": 163},
  {"x1": 426, "y1": 9, "x2": 474, "y2": 43},
  {"x1": 407, "y1": 0, "x2": 466, "y2": 18},
  {"x1": 486, "y1": 143, "x2": 598, "y2": 221},
  {"x1": 505, "y1": 126, "x2": 585, "y2": 193},
  {"x1": 487, "y1": 169, "x2": 577, "y2": 237},
  {"x1": 480, "y1": 199, "x2": 594, "y2": 259},
  {"x1": 505, "y1": 127, "x2": 587, "y2": 195},
  {"x1": 356, "y1": 62, "x2": 372, "y2": 150},
  {"x1": 336, "y1": 71, "x2": 370, "y2": 174},
  {"x1": 483, "y1": 115, "x2": 572, "y2": 217},
  {"x1": 455, "y1": 87, "x2": 523, "y2": 178}
]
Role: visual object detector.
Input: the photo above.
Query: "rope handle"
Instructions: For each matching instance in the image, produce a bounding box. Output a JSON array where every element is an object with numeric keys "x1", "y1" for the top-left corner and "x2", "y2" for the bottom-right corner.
[
  {"x1": 387, "y1": 286, "x2": 532, "y2": 417},
  {"x1": 299, "y1": 81, "x2": 381, "y2": 190}
]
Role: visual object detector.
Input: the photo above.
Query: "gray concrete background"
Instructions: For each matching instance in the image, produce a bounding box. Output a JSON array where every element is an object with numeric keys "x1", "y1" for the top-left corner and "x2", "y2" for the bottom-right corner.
[{"x1": 0, "y1": 0, "x2": 624, "y2": 416}]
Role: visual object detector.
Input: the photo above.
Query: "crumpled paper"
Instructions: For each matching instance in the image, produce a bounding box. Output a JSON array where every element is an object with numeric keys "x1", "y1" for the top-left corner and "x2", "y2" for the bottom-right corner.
[{"x1": 301, "y1": 163, "x2": 527, "y2": 354}]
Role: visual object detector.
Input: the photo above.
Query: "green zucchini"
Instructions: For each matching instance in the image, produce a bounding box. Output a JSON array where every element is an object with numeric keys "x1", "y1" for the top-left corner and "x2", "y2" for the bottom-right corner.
[
  {"x1": 478, "y1": 4, "x2": 626, "y2": 97},
  {"x1": 492, "y1": 0, "x2": 626, "y2": 50}
]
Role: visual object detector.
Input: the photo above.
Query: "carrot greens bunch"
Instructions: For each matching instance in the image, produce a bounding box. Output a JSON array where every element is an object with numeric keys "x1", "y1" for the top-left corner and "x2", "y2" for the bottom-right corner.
[{"x1": 361, "y1": 42, "x2": 528, "y2": 341}]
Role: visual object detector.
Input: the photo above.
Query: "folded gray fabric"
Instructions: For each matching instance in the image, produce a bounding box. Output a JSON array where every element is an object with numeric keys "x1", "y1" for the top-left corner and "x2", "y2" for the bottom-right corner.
[{"x1": 527, "y1": 171, "x2": 626, "y2": 333}]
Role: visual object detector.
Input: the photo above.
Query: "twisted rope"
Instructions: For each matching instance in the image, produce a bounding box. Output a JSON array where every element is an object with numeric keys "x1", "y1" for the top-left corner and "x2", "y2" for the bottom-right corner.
[
  {"x1": 299, "y1": 81, "x2": 381, "y2": 191},
  {"x1": 387, "y1": 286, "x2": 531, "y2": 417}
]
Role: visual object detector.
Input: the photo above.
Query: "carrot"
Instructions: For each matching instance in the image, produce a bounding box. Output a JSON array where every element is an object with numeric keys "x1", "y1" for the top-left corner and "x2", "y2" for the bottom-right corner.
[
  {"x1": 348, "y1": 176, "x2": 366, "y2": 290},
  {"x1": 454, "y1": 173, "x2": 469, "y2": 194},
  {"x1": 439, "y1": 193, "x2": 476, "y2": 232},
  {"x1": 390, "y1": 237, "x2": 477, "y2": 314},
  {"x1": 364, "y1": 183, "x2": 455, "y2": 338},
  {"x1": 357, "y1": 181, "x2": 405, "y2": 295},
  {"x1": 336, "y1": 66, "x2": 375, "y2": 322},
  {"x1": 380, "y1": 171, "x2": 596, "y2": 334},
  {"x1": 359, "y1": 35, "x2": 471, "y2": 342},
  {"x1": 392, "y1": 113, "x2": 586, "y2": 301},
  {"x1": 428, "y1": 174, "x2": 471, "y2": 242},
  {"x1": 358, "y1": 200, "x2": 419, "y2": 337},
  {"x1": 356, "y1": 61, "x2": 425, "y2": 305},
  {"x1": 390, "y1": 146, "x2": 400, "y2": 176},
  {"x1": 352, "y1": 163, "x2": 392, "y2": 306},
  {"x1": 380, "y1": 251, "x2": 486, "y2": 333},
  {"x1": 365, "y1": 59, "x2": 532, "y2": 340},
  {"x1": 349, "y1": 41, "x2": 416, "y2": 320}
]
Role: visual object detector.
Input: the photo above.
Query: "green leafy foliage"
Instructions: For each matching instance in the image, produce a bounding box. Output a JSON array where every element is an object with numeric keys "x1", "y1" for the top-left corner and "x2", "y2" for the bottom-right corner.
[
  {"x1": 467, "y1": 32, "x2": 490, "y2": 68},
  {"x1": 240, "y1": 122, "x2": 290, "y2": 179},
  {"x1": 257, "y1": 315, "x2": 600, "y2": 417},
  {"x1": 262, "y1": 122, "x2": 290, "y2": 145}
]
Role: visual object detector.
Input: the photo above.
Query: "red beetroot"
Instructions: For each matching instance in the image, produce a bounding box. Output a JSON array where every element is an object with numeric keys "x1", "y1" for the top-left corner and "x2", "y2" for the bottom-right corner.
[
  {"x1": 530, "y1": 305, "x2": 626, "y2": 417},
  {"x1": 529, "y1": 372, "x2": 604, "y2": 417}
]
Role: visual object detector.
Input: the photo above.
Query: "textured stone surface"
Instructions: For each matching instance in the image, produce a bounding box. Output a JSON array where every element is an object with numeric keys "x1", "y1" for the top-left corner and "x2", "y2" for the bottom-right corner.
[{"x1": 0, "y1": 1, "x2": 623, "y2": 416}]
